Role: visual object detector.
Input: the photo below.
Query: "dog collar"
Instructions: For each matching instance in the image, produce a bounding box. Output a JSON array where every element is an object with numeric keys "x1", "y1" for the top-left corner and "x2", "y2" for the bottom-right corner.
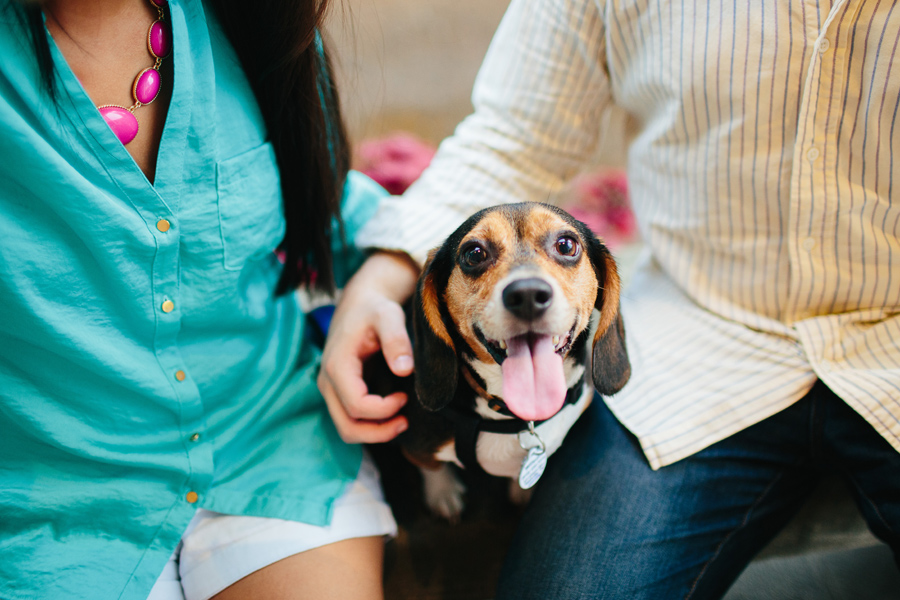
[
  {"x1": 461, "y1": 365, "x2": 510, "y2": 416},
  {"x1": 441, "y1": 375, "x2": 586, "y2": 476}
]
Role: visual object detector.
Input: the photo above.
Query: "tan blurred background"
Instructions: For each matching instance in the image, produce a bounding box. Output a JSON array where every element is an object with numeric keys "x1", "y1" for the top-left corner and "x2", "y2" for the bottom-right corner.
[
  {"x1": 327, "y1": 0, "x2": 510, "y2": 144},
  {"x1": 326, "y1": 0, "x2": 631, "y2": 167}
]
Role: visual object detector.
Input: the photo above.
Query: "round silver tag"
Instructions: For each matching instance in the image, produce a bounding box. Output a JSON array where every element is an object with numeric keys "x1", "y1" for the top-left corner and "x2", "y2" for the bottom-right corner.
[{"x1": 518, "y1": 446, "x2": 548, "y2": 489}]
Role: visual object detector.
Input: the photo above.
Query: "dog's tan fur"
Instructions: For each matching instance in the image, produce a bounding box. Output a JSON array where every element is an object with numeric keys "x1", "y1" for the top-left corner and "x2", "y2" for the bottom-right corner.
[{"x1": 442, "y1": 205, "x2": 608, "y2": 365}]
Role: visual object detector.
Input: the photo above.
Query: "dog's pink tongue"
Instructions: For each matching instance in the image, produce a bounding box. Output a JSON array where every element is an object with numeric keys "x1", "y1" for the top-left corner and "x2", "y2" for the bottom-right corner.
[{"x1": 501, "y1": 334, "x2": 566, "y2": 421}]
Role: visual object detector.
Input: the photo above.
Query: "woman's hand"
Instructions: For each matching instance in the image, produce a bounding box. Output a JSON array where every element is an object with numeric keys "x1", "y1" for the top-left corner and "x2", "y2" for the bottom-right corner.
[{"x1": 318, "y1": 251, "x2": 420, "y2": 444}]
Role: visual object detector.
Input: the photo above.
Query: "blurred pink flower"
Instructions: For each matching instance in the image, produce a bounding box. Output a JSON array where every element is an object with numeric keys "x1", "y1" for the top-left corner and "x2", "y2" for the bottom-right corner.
[
  {"x1": 566, "y1": 170, "x2": 637, "y2": 249},
  {"x1": 354, "y1": 133, "x2": 637, "y2": 249},
  {"x1": 354, "y1": 133, "x2": 437, "y2": 195}
]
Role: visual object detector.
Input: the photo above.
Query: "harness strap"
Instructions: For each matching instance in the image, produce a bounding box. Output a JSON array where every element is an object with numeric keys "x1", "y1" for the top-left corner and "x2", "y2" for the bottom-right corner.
[
  {"x1": 451, "y1": 409, "x2": 484, "y2": 474},
  {"x1": 440, "y1": 377, "x2": 587, "y2": 476}
]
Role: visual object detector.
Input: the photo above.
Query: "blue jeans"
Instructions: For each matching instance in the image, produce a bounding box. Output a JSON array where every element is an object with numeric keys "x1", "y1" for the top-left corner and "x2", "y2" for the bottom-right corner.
[{"x1": 496, "y1": 381, "x2": 900, "y2": 599}]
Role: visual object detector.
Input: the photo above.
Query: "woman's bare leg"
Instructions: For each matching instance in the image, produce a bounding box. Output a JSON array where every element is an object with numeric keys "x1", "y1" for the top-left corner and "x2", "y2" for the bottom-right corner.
[{"x1": 211, "y1": 536, "x2": 385, "y2": 600}]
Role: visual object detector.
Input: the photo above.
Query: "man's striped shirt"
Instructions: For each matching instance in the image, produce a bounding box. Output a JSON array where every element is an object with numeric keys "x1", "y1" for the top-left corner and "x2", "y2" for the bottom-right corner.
[{"x1": 358, "y1": 0, "x2": 900, "y2": 469}]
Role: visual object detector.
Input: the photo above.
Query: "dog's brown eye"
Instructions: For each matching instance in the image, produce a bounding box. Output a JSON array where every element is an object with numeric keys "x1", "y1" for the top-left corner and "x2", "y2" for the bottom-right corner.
[
  {"x1": 463, "y1": 244, "x2": 489, "y2": 267},
  {"x1": 555, "y1": 236, "x2": 579, "y2": 257}
]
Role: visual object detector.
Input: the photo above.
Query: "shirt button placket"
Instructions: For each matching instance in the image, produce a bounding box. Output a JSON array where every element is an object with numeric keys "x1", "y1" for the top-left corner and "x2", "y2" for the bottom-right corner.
[
  {"x1": 157, "y1": 217, "x2": 176, "y2": 315},
  {"x1": 151, "y1": 208, "x2": 210, "y2": 500}
]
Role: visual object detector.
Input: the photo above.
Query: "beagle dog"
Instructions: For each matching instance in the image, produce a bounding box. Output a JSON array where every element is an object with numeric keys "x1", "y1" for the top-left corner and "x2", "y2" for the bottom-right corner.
[{"x1": 399, "y1": 202, "x2": 631, "y2": 519}]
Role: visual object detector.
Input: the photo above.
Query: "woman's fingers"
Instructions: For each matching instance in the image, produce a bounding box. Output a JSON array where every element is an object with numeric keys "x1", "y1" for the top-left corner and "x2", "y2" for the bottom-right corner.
[
  {"x1": 317, "y1": 312, "x2": 409, "y2": 443},
  {"x1": 319, "y1": 372, "x2": 408, "y2": 444},
  {"x1": 372, "y1": 300, "x2": 414, "y2": 377},
  {"x1": 316, "y1": 252, "x2": 420, "y2": 444}
]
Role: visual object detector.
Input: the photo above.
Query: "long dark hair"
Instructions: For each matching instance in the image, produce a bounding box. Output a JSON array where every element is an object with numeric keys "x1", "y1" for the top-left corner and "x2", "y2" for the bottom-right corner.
[{"x1": 20, "y1": 0, "x2": 348, "y2": 295}]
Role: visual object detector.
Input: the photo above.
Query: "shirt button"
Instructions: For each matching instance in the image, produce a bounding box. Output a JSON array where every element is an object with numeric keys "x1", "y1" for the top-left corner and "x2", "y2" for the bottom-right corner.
[
  {"x1": 802, "y1": 237, "x2": 816, "y2": 251},
  {"x1": 807, "y1": 147, "x2": 820, "y2": 162},
  {"x1": 190, "y1": 433, "x2": 200, "y2": 442},
  {"x1": 156, "y1": 219, "x2": 171, "y2": 232},
  {"x1": 161, "y1": 300, "x2": 175, "y2": 313},
  {"x1": 175, "y1": 370, "x2": 186, "y2": 382},
  {"x1": 186, "y1": 491, "x2": 199, "y2": 504},
  {"x1": 817, "y1": 38, "x2": 830, "y2": 53}
]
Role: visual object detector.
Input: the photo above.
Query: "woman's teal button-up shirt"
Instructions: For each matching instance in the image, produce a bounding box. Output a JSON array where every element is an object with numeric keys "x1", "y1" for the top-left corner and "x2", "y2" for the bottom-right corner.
[{"x1": 0, "y1": 2, "x2": 385, "y2": 598}]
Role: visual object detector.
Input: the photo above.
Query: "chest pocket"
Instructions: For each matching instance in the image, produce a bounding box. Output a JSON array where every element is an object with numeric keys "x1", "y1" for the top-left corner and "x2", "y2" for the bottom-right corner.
[{"x1": 216, "y1": 142, "x2": 286, "y2": 271}]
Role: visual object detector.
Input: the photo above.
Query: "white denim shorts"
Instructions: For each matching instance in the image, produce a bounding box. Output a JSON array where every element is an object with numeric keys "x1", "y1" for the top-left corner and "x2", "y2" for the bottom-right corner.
[{"x1": 146, "y1": 452, "x2": 397, "y2": 600}]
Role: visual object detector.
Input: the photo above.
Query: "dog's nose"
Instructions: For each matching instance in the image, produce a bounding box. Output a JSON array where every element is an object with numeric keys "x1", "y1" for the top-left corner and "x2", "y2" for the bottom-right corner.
[{"x1": 502, "y1": 278, "x2": 553, "y2": 321}]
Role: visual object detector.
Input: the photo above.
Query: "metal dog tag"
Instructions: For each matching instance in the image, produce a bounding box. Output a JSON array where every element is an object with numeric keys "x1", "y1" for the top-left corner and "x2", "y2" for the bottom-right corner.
[
  {"x1": 518, "y1": 422, "x2": 548, "y2": 489},
  {"x1": 518, "y1": 446, "x2": 548, "y2": 489}
]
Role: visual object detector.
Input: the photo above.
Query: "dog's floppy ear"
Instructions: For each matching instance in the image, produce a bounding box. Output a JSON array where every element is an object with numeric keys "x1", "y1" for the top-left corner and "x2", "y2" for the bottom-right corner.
[
  {"x1": 586, "y1": 237, "x2": 631, "y2": 396},
  {"x1": 411, "y1": 254, "x2": 459, "y2": 411}
]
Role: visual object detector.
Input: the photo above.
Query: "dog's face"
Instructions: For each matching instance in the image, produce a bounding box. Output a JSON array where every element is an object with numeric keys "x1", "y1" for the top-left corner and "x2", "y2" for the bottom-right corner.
[{"x1": 413, "y1": 203, "x2": 630, "y2": 421}]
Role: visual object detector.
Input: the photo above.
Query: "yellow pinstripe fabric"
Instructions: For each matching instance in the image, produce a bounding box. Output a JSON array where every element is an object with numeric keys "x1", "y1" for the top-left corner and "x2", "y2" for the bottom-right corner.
[{"x1": 358, "y1": 0, "x2": 900, "y2": 468}]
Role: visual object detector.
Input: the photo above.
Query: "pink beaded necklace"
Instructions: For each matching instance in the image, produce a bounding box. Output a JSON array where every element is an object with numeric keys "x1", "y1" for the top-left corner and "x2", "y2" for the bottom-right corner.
[{"x1": 98, "y1": 0, "x2": 172, "y2": 145}]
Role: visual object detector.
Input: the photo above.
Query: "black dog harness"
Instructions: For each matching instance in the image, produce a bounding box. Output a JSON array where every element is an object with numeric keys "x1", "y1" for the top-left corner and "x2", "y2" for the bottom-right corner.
[{"x1": 440, "y1": 372, "x2": 586, "y2": 477}]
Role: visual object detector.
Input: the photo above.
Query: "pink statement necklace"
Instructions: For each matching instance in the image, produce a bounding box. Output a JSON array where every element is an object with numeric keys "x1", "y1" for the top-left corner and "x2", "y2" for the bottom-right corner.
[{"x1": 98, "y1": 0, "x2": 172, "y2": 145}]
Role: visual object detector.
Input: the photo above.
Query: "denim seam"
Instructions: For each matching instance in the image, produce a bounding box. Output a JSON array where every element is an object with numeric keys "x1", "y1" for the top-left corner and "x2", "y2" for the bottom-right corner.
[
  {"x1": 684, "y1": 469, "x2": 787, "y2": 600},
  {"x1": 845, "y1": 472, "x2": 897, "y2": 538}
]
